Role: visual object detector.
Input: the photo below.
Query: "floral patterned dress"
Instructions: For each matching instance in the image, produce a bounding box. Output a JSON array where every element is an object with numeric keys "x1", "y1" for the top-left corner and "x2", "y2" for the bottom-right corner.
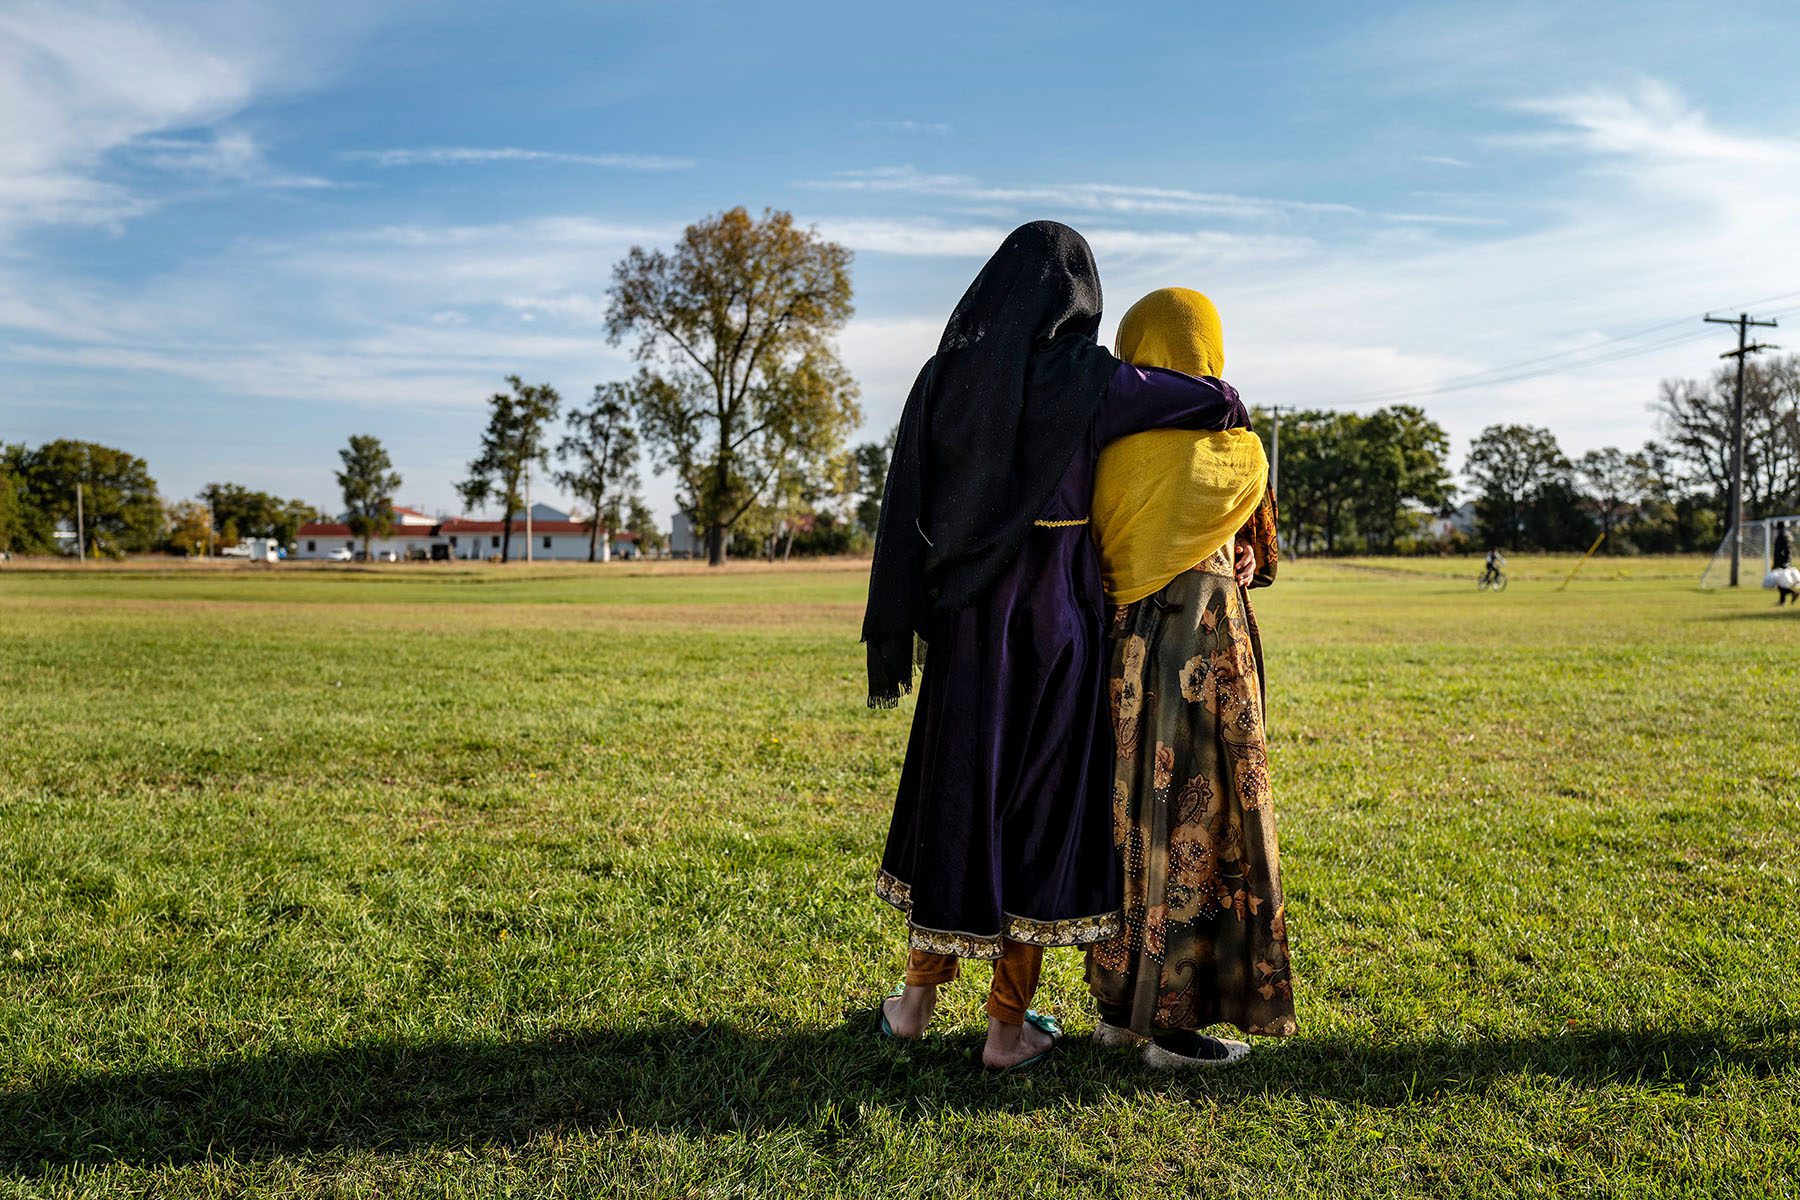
[{"x1": 1086, "y1": 496, "x2": 1297, "y2": 1038}]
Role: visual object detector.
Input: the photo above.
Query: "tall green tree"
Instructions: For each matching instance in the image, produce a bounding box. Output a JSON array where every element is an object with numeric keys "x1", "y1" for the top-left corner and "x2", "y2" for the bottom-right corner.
[
  {"x1": 15, "y1": 440, "x2": 162, "y2": 557},
  {"x1": 1465, "y1": 424, "x2": 1570, "y2": 549},
  {"x1": 1575, "y1": 448, "x2": 1642, "y2": 551},
  {"x1": 1348, "y1": 406, "x2": 1454, "y2": 552},
  {"x1": 336, "y1": 435, "x2": 403, "y2": 560},
  {"x1": 852, "y1": 433, "x2": 894, "y2": 538},
  {"x1": 458, "y1": 375, "x2": 561, "y2": 564},
  {"x1": 606, "y1": 206, "x2": 860, "y2": 566},
  {"x1": 1627, "y1": 440, "x2": 1719, "y2": 553},
  {"x1": 622, "y1": 496, "x2": 663, "y2": 555},
  {"x1": 555, "y1": 382, "x2": 640, "y2": 562},
  {"x1": 1273, "y1": 411, "x2": 1362, "y2": 554},
  {"x1": 0, "y1": 455, "x2": 24, "y2": 554},
  {"x1": 200, "y1": 483, "x2": 320, "y2": 548}
]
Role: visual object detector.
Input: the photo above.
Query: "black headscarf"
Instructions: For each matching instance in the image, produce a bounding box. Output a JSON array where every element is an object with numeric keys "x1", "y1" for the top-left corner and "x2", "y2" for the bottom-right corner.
[{"x1": 861, "y1": 221, "x2": 1118, "y2": 707}]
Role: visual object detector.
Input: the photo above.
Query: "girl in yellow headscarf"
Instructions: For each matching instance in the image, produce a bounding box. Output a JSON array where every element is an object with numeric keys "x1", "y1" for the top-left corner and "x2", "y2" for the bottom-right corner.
[{"x1": 1084, "y1": 288, "x2": 1297, "y2": 1069}]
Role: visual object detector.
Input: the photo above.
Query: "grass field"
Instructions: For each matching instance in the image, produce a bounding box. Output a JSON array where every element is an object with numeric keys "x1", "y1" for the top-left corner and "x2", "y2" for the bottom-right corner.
[{"x1": 1, "y1": 555, "x2": 1796, "y2": 1198}]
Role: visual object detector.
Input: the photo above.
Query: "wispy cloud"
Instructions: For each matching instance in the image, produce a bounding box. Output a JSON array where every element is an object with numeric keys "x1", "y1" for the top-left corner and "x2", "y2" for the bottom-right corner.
[
  {"x1": 348, "y1": 147, "x2": 695, "y2": 171},
  {"x1": 1508, "y1": 81, "x2": 1799, "y2": 167},
  {"x1": 129, "y1": 129, "x2": 336, "y2": 189},
  {"x1": 797, "y1": 166, "x2": 1359, "y2": 220},
  {"x1": 857, "y1": 120, "x2": 953, "y2": 137},
  {"x1": 802, "y1": 217, "x2": 1314, "y2": 262},
  {"x1": 1380, "y1": 212, "x2": 1506, "y2": 227},
  {"x1": 1416, "y1": 154, "x2": 1472, "y2": 168},
  {"x1": 0, "y1": 1, "x2": 257, "y2": 235}
]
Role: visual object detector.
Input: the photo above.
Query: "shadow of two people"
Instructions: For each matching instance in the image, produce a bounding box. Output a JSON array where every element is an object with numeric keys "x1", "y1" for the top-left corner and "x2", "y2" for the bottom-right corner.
[{"x1": 3, "y1": 1016, "x2": 1793, "y2": 1169}]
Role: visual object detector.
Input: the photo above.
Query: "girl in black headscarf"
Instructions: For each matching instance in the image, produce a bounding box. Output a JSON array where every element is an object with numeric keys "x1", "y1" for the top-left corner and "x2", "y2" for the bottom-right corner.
[{"x1": 865, "y1": 222, "x2": 1250, "y2": 1071}]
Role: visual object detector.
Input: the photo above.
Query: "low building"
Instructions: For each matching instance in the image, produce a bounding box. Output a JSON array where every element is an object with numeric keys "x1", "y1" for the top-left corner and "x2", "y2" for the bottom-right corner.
[
  {"x1": 669, "y1": 510, "x2": 702, "y2": 558},
  {"x1": 295, "y1": 511, "x2": 639, "y2": 561}
]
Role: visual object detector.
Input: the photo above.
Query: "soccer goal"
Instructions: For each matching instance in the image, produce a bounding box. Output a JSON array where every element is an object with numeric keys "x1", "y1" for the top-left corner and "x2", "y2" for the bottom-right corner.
[{"x1": 1700, "y1": 514, "x2": 1800, "y2": 589}]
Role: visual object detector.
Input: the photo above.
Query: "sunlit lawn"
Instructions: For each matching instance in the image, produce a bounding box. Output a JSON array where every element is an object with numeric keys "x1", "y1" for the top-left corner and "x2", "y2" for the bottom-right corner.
[{"x1": 1, "y1": 555, "x2": 1795, "y2": 1198}]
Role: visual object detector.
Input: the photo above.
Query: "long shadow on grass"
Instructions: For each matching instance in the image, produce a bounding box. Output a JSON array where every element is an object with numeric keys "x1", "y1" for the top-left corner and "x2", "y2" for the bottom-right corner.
[{"x1": 3, "y1": 1017, "x2": 1795, "y2": 1169}]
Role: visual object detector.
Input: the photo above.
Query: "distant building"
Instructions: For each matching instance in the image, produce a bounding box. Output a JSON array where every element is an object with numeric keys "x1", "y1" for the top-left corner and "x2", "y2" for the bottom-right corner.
[
  {"x1": 295, "y1": 513, "x2": 638, "y2": 561},
  {"x1": 1421, "y1": 502, "x2": 1478, "y2": 542},
  {"x1": 669, "y1": 510, "x2": 702, "y2": 558}
]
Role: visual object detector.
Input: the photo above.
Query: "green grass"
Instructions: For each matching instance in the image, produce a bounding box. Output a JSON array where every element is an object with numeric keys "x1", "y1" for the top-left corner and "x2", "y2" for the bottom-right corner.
[{"x1": 1, "y1": 555, "x2": 1796, "y2": 1198}]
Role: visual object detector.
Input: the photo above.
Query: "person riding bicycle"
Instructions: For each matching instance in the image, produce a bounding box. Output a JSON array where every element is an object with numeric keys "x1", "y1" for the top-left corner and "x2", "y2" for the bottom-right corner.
[{"x1": 1481, "y1": 548, "x2": 1505, "y2": 586}]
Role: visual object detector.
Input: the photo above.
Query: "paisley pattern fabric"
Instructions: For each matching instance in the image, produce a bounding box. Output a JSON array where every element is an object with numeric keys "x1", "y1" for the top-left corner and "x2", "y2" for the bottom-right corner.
[{"x1": 1086, "y1": 546, "x2": 1297, "y2": 1038}]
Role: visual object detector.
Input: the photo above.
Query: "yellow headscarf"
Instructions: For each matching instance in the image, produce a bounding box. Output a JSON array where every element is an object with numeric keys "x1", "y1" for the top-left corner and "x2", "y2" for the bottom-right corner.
[{"x1": 1091, "y1": 288, "x2": 1269, "y2": 604}]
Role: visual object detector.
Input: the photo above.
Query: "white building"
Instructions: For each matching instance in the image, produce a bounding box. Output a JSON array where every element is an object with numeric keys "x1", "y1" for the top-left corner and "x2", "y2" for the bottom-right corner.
[{"x1": 295, "y1": 505, "x2": 638, "y2": 562}]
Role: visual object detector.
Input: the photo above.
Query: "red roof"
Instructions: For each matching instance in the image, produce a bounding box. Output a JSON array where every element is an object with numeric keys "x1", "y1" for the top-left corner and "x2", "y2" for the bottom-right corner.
[
  {"x1": 441, "y1": 518, "x2": 590, "y2": 535},
  {"x1": 295, "y1": 519, "x2": 640, "y2": 541}
]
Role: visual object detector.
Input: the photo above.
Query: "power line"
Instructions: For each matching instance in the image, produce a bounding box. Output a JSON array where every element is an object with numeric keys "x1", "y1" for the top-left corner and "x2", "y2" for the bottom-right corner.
[{"x1": 1319, "y1": 289, "x2": 1800, "y2": 410}]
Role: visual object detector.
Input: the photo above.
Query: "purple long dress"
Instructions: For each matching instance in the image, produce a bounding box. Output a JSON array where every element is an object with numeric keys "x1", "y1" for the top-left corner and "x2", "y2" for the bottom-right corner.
[{"x1": 876, "y1": 362, "x2": 1247, "y2": 959}]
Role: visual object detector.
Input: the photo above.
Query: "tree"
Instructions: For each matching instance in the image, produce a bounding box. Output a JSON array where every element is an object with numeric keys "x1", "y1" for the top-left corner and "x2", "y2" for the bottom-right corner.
[
  {"x1": 200, "y1": 483, "x2": 320, "y2": 548},
  {"x1": 1273, "y1": 411, "x2": 1363, "y2": 554},
  {"x1": 851, "y1": 433, "x2": 893, "y2": 537},
  {"x1": 622, "y1": 496, "x2": 663, "y2": 555},
  {"x1": 1628, "y1": 440, "x2": 1719, "y2": 553},
  {"x1": 276, "y1": 498, "x2": 322, "y2": 548},
  {"x1": 459, "y1": 375, "x2": 561, "y2": 564},
  {"x1": 1575, "y1": 448, "x2": 1641, "y2": 550},
  {"x1": 336, "y1": 435, "x2": 402, "y2": 560},
  {"x1": 1465, "y1": 424, "x2": 1570, "y2": 549},
  {"x1": 1654, "y1": 356, "x2": 1800, "y2": 519},
  {"x1": 165, "y1": 500, "x2": 212, "y2": 557},
  {"x1": 0, "y1": 456, "x2": 23, "y2": 554},
  {"x1": 555, "y1": 382, "x2": 640, "y2": 562},
  {"x1": 1348, "y1": 406, "x2": 1454, "y2": 553},
  {"x1": 606, "y1": 206, "x2": 860, "y2": 566},
  {"x1": 15, "y1": 440, "x2": 162, "y2": 557}
]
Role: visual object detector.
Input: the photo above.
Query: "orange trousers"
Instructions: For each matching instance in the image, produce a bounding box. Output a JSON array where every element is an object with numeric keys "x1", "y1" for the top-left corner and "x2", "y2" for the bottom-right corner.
[{"x1": 904, "y1": 940, "x2": 1043, "y2": 1025}]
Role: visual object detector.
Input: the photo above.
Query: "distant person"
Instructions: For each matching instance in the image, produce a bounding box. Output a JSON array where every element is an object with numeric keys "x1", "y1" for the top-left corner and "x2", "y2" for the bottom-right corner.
[
  {"x1": 862, "y1": 224, "x2": 1251, "y2": 1072},
  {"x1": 1482, "y1": 548, "x2": 1505, "y2": 586},
  {"x1": 1769, "y1": 521, "x2": 1798, "y2": 606},
  {"x1": 1083, "y1": 288, "x2": 1296, "y2": 1069}
]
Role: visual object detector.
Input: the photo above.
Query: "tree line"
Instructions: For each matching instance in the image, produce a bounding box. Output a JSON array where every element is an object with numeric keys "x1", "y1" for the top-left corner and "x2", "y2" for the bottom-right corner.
[
  {"x1": 7, "y1": 207, "x2": 1797, "y2": 561},
  {"x1": 1252, "y1": 351, "x2": 1800, "y2": 555}
]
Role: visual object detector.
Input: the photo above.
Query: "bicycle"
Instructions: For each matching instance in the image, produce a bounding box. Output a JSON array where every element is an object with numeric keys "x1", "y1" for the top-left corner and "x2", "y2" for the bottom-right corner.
[{"x1": 1477, "y1": 567, "x2": 1507, "y2": 592}]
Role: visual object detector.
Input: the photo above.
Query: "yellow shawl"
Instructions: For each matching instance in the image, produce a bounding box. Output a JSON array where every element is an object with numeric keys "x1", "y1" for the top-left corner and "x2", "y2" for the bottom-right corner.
[{"x1": 1092, "y1": 288, "x2": 1268, "y2": 604}]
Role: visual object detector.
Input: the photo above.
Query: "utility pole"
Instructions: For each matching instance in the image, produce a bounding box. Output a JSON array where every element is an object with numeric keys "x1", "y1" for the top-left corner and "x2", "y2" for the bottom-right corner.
[
  {"x1": 75, "y1": 482, "x2": 86, "y2": 563},
  {"x1": 1263, "y1": 405, "x2": 1295, "y2": 506},
  {"x1": 525, "y1": 464, "x2": 534, "y2": 564},
  {"x1": 1704, "y1": 312, "x2": 1779, "y2": 586}
]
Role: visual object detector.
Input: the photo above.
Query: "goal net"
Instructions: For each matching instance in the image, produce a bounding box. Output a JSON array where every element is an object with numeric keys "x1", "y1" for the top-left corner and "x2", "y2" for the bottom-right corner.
[{"x1": 1701, "y1": 514, "x2": 1800, "y2": 589}]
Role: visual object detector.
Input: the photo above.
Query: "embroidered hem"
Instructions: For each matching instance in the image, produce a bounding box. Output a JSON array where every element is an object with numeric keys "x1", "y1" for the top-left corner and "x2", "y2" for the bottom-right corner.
[
  {"x1": 875, "y1": 869, "x2": 1122, "y2": 960},
  {"x1": 1033, "y1": 516, "x2": 1090, "y2": 528}
]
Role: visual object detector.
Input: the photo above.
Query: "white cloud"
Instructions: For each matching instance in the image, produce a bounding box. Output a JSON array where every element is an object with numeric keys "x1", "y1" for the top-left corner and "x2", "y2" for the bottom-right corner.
[
  {"x1": 798, "y1": 166, "x2": 1359, "y2": 220},
  {"x1": 130, "y1": 129, "x2": 337, "y2": 188},
  {"x1": 0, "y1": 1, "x2": 355, "y2": 236},
  {"x1": 0, "y1": 1, "x2": 254, "y2": 234},
  {"x1": 348, "y1": 147, "x2": 695, "y2": 171}
]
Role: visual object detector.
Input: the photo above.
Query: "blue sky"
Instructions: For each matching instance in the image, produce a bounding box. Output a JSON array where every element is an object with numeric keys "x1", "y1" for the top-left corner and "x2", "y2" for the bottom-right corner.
[{"x1": 6, "y1": 0, "x2": 1800, "y2": 523}]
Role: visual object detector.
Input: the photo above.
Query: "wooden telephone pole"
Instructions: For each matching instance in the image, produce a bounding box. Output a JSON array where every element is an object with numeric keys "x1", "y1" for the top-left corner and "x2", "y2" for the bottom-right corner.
[
  {"x1": 1264, "y1": 405, "x2": 1296, "y2": 504},
  {"x1": 1703, "y1": 312, "x2": 1779, "y2": 586}
]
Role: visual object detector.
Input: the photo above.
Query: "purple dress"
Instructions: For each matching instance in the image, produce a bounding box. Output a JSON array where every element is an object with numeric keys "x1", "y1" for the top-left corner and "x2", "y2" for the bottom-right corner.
[{"x1": 876, "y1": 363, "x2": 1247, "y2": 958}]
